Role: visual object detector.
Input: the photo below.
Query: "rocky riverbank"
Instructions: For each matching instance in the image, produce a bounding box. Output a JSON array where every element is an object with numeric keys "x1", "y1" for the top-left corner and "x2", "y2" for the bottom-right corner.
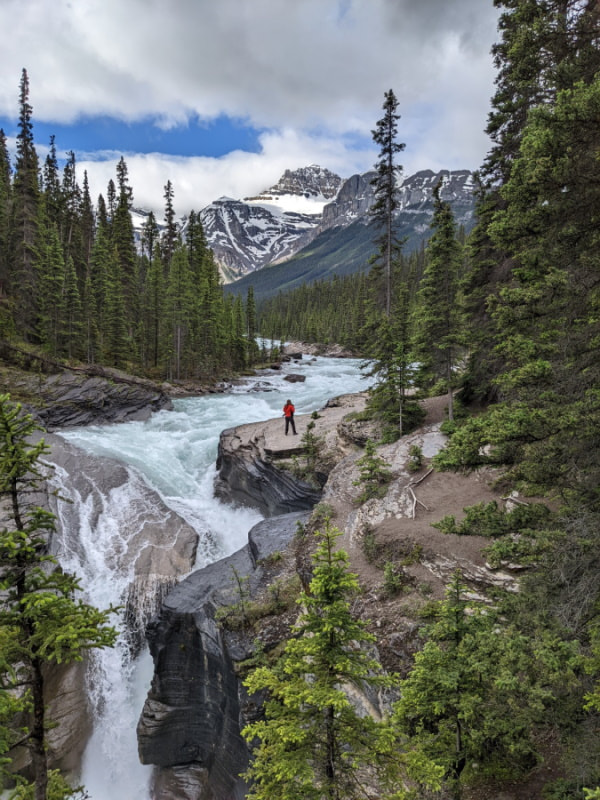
[{"x1": 138, "y1": 393, "x2": 534, "y2": 800}]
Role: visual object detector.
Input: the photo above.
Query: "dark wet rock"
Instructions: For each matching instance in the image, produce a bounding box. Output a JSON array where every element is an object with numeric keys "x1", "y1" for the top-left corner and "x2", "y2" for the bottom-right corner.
[
  {"x1": 23, "y1": 369, "x2": 172, "y2": 430},
  {"x1": 138, "y1": 511, "x2": 309, "y2": 800},
  {"x1": 283, "y1": 373, "x2": 306, "y2": 383}
]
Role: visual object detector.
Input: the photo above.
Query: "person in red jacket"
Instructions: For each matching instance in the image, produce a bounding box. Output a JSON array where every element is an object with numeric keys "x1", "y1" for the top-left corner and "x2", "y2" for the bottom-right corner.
[{"x1": 283, "y1": 399, "x2": 297, "y2": 435}]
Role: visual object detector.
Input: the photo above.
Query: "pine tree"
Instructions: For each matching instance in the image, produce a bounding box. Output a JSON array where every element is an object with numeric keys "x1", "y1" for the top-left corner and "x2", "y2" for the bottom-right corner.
[
  {"x1": 242, "y1": 522, "x2": 414, "y2": 800},
  {"x1": 60, "y1": 152, "x2": 85, "y2": 289},
  {"x1": 142, "y1": 243, "x2": 166, "y2": 371},
  {"x1": 245, "y1": 286, "x2": 259, "y2": 365},
  {"x1": 140, "y1": 210, "x2": 160, "y2": 265},
  {"x1": 165, "y1": 241, "x2": 194, "y2": 379},
  {"x1": 88, "y1": 223, "x2": 112, "y2": 361},
  {"x1": 0, "y1": 128, "x2": 12, "y2": 308},
  {"x1": 79, "y1": 171, "x2": 95, "y2": 272},
  {"x1": 104, "y1": 245, "x2": 129, "y2": 368},
  {"x1": 0, "y1": 394, "x2": 117, "y2": 800},
  {"x1": 36, "y1": 221, "x2": 65, "y2": 356},
  {"x1": 111, "y1": 162, "x2": 138, "y2": 343},
  {"x1": 41, "y1": 136, "x2": 62, "y2": 234},
  {"x1": 60, "y1": 255, "x2": 82, "y2": 360},
  {"x1": 161, "y1": 180, "x2": 177, "y2": 267}
]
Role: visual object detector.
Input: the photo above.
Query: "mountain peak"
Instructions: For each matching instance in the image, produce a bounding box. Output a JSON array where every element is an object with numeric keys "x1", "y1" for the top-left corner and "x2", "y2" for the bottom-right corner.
[{"x1": 244, "y1": 165, "x2": 343, "y2": 205}]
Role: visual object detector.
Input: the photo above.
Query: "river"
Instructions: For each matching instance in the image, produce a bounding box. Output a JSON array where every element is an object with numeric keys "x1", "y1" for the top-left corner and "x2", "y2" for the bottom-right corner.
[{"x1": 52, "y1": 354, "x2": 369, "y2": 800}]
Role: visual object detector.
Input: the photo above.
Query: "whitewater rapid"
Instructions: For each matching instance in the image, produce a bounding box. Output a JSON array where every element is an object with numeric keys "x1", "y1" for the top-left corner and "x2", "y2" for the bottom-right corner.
[{"x1": 52, "y1": 355, "x2": 368, "y2": 799}]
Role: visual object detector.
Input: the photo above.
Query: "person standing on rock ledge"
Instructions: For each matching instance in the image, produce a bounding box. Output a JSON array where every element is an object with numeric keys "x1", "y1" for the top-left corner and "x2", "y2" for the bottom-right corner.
[{"x1": 283, "y1": 399, "x2": 297, "y2": 435}]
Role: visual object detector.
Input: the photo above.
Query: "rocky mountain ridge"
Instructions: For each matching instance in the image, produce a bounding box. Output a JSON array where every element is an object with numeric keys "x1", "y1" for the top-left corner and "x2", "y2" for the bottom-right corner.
[
  {"x1": 200, "y1": 165, "x2": 476, "y2": 283},
  {"x1": 131, "y1": 165, "x2": 476, "y2": 286}
]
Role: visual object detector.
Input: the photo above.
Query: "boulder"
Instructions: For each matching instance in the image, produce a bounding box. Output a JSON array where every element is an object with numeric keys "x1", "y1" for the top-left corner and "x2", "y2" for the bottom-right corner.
[{"x1": 283, "y1": 373, "x2": 306, "y2": 383}]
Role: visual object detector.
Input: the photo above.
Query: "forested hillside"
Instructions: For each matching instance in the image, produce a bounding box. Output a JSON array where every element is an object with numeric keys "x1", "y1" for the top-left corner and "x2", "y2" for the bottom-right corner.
[
  {"x1": 0, "y1": 73, "x2": 261, "y2": 382},
  {"x1": 249, "y1": 3, "x2": 600, "y2": 796}
]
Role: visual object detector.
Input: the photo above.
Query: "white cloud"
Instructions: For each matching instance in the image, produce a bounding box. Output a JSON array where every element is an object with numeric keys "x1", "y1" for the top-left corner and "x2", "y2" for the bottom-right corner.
[
  {"x1": 77, "y1": 129, "x2": 378, "y2": 215},
  {"x1": 0, "y1": 0, "x2": 501, "y2": 214}
]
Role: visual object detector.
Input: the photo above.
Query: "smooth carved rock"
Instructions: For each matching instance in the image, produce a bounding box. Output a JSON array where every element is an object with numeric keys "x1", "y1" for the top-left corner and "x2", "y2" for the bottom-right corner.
[
  {"x1": 215, "y1": 426, "x2": 321, "y2": 515},
  {"x1": 138, "y1": 512, "x2": 310, "y2": 800},
  {"x1": 25, "y1": 370, "x2": 172, "y2": 431},
  {"x1": 214, "y1": 394, "x2": 367, "y2": 516}
]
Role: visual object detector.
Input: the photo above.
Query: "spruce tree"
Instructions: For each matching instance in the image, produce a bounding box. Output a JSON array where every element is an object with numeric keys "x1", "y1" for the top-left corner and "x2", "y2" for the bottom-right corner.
[
  {"x1": 79, "y1": 171, "x2": 95, "y2": 271},
  {"x1": 165, "y1": 241, "x2": 194, "y2": 379},
  {"x1": 161, "y1": 180, "x2": 177, "y2": 268},
  {"x1": 36, "y1": 221, "x2": 65, "y2": 357},
  {"x1": 41, "y1": 136, "x2": 62, "y2": 235},
  {"x1": 245, "y1": 286, "x2": 259, "y2": 365},
  {"x1": 242, "y1": 522, "x2": 412, "y2": 800},
  {"x1": 111, "y1": 164, "x2": 138, "y2": 344},
  {"x1": 60, "y1": 255, "x2": 82, "y2": 360},
  {"x1": 0, "y1": 128, "x2": 11, "y2": 300},
  {"x1": 412, "y1": 181, "x2": 463, "y2": 421},
  {"x1": 8, "y1": 69, "x2": 40, "y2": 339},
  {"x1": 140, "y1": 210, "x2": 160, "y2": 266},
  {"x1": 393, "y1": 572, "x2": 578, "y2": 799},
  {"x1": 142, "y1": 244, "x2": 166, "y2": 371},
  {"x1": 369, "y1": 89, "x2": 405, "y2": 318}
]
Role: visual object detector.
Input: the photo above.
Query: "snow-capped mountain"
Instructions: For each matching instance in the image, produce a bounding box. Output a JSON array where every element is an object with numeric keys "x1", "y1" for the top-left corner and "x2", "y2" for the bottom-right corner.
[
  {"x1": 200, "y1": 165, "x2": 476, "y2": 283},
  {"x1": 131, "y1": 165, "x2": 476, "y2": 285},
  {"x1": 199, "y1": 166, "x2": 343, "y2": 282}
]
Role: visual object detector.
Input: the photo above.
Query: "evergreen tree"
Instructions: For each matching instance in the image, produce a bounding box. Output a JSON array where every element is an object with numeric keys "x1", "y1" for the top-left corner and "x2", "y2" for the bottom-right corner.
[
  {"x1": 36, "y1": 221, "x2": 65, "y2": 356},
  {"x1": 393, "y1": 572, "x2": 578, "y2": 799},
  {"x1": 142, "y1": 244, "x2": 166, "y2": 370},
  {"x1": 41, "y1": 136, "x2": 62, "y2": 234},
  {"x1": 0, "y1": 395, "x2": 116, "y2": 800},
  {"x1": 8, "y1": 69, "x2": 40, "y2": 338},
  {"x1": 111, "y1": 163, "x2": 138, "y2": 342},
  {"x1": 0, "y1": 128, "x2": 11, "y2": 299},
  {"x1": 88, "y1": 223, "x2": 112, "y2": 361},
  {"x1": 231, "y1": 294, "x2": 246, "y2": 371},
  {"x1": 165, "y1": 241, "x2": 194, "y2": 379},
  {"x1": 369, "y1": 89, "x2": 405, "y2": 318},
  {"x1": 104, "y1": 245, "x2": 129, "y2": 368},
  {"x1": 161, "y1": 180, "x2": 177, "y2": 267},
  {"x1": 412, "y1": 181, "x2": 463, "y2": 420},
  {"x1": 79, "y1": 171, "x2": 95, "y2": 272},
  {"x1": 60, "y1": 151, "x2": 82, "y2": 269},
  {"x1": 140, "y1": 210, "x2": 159, "y2": 265},
  {"x1": 242, "y1": 522, "x2": 423, "y2": 800},
  {"x1": 60, "y1": 255, "x2": 82, "y2": 360},
  {"x1": 245, "y1": 286, "x2": 259, "y2": 365}
]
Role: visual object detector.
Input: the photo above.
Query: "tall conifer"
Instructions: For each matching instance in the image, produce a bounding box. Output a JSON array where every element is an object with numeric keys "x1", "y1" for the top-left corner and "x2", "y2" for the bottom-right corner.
[{"x1": 8, "y1": 68, "x2": 40, "y2": 338}]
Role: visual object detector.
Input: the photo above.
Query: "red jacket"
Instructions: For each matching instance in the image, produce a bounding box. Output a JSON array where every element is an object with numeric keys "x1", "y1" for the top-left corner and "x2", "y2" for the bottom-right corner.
[{"x1": 283, "y1": 403, "x2": 295, "y2": 418}]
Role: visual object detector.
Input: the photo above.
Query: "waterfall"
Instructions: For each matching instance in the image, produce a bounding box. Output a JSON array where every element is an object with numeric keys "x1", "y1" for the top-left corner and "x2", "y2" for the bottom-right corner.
[{"x1": 49, "y1": 356, "x2": 368, "y2": 798}]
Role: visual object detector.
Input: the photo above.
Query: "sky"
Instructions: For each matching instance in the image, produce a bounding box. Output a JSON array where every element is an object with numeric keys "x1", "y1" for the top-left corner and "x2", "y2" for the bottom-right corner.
[{"x1": 0, "y1": 0, "x2": 501, "y2": 217}]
